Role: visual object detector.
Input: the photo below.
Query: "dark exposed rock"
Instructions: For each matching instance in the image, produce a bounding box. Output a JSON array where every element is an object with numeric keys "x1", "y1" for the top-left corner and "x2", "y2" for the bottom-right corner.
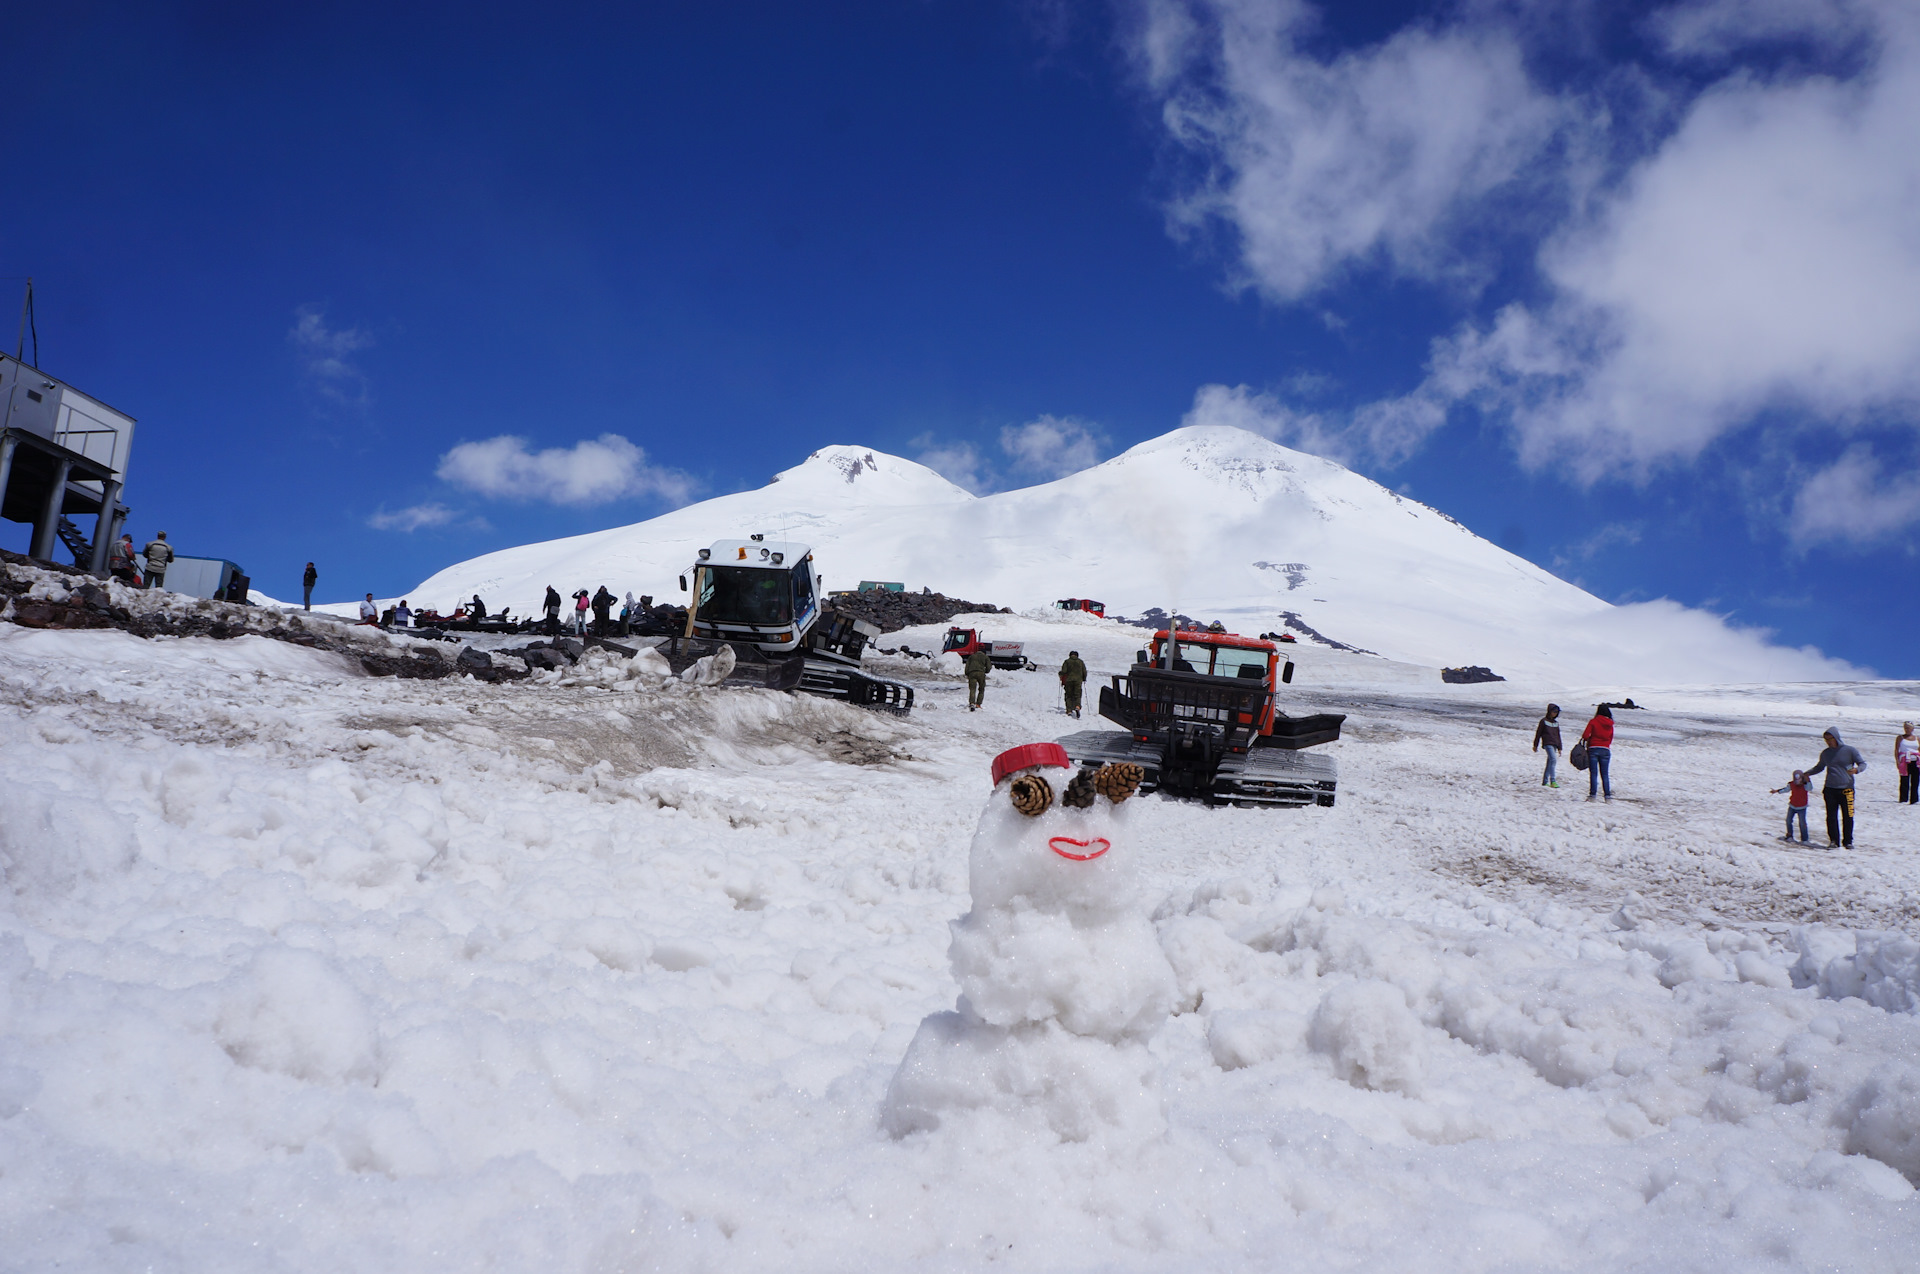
[
  {"x1": 1112, "y1": 607, "x2": 1202, "y2": 631},
  {"x1": 825, "y1": 590, "x2": 1010, "y2": 635},
  {"x1": 359, "y1": 650, "x2": 455, "y2": 679},
  {"x1": 1441, "y1": 666, "x2": 1505, "y2": 684},
  {"x1": 9, "y1": 599, "x2": 116, "y2": 630},
  {"x1": 1276, "y1": 611, "x2": 1379, "y2": 656},
  {"x1": 0, "y1": 546, "x2": 93, "y2": 580},
  {"x1": 453, "y1": 643, "x2": 530, "y2": 683}
]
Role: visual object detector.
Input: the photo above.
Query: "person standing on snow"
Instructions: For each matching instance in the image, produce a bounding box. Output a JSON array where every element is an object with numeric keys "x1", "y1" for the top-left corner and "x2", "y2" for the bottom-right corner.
[
  {"x1": 1533, "y1": 703, "x2": 1563, "y2": 788},
  {"x1": 591, "y1": 585, "x2": 615, "y2": 635},
  {"x1": 1770, "y1": 770, "x2": 1812, "y2": 843},
  {"x1": 358, "y1": 593, "x2": 379, "y2": 624},
  {"x1": 1895, "y1": 722, "x2": 1918, "y2": 805},
  {"x1": 302, "y1": 562, "x2": 318, "y2": 610},
  {"x1": 1806, "y1": 727, "x2": 1867, "y2": 847},
  {"x1": 109, "y1": 535, "x2": 142, "y2": 587},
  {"x1": 1580, "y1": 704, "x2": 1615, "y2": 802},
  {"x1": 572, "y1": 589, "x2": 591, "y2": 636},
  {"x1": 1058, "y1": 650, "x2": 1087, "y2": 718},
  {"x1": 143, "y1": 531, "x2": 174, "y2": 590},
  {"x1": 394, "y1": 599, "x2": 413, "y2": 628},
  {"x1": 543, "y1": 585, "x2": 562, "y2": 633},
  {"x1": 964, "y1": 646, "x2": 991, "y2": 711}
]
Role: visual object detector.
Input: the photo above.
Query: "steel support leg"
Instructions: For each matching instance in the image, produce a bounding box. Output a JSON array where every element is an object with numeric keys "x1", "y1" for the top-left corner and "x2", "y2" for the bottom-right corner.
[
  {"x1": 0, "y1": 435, "x2": 16, "y2": 520},
  {"x1": 88, "y1": 479, "x2": 121, "y2": 574},
  {"x1": 29, "y1": 456, "x2": 71, "y2": 560}
]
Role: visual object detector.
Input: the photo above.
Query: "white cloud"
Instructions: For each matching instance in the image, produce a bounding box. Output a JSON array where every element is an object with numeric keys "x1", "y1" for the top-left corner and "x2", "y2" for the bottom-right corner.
[
  {"x1": 289, "y1": 306, "x2": 373, "y2": 407},
  {"x1": 1559, "y1": 520, "x2": 1644, "y2": 561},
  {"x1": 1451, "y1": 4, "x2": 1920, "y2": 480},
  {"x1": 1790, "y1": 445, "x2": 1920, "y2": 544},
  {"x1": 436, "y1": 434, "x2": 695, "y2": 507},
  {"x1": 1651, "y1": 0, "x2": 1877, "y2": 59},
  {"x1": 1132, "y1": 0, "x2": 1920, "y2": 538},
  {"x1": 911, "y1": 436, "x2": 991, "y2": 494},
  {"x1": 1581, "y1": 597, "x2": 1868, "y2": 681},
  {"x1": 1134, "y1": 0, "x2": 1560, "y2": 300},
  {"x1": 915, "y1": 417, "x2": 1108, "y2": 493},
  {"x1": 998, "y1": 415, "x2": 1105, "y2": 481},
  {"x1": 1179, "y1": 383, "x2": 1353, "y2": 462},
  {"x1": 367, "y1": 503, "x2": 457, "y2": 533}
]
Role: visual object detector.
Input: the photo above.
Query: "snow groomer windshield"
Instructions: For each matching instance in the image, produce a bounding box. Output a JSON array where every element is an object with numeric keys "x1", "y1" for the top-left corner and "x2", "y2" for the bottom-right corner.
[{"x1": 695, "y1": 564, "x2": 794, "y2": 626}]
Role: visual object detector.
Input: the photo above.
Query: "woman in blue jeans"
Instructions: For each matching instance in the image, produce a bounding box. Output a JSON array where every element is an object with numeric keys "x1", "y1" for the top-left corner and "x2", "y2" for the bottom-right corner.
[{"x1": 1581, "y1": 705, "x2": 1615, "y2": 801}]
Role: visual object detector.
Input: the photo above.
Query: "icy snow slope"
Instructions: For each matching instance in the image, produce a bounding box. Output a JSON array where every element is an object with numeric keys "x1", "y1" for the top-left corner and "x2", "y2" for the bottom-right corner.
[
  {"x1": 4, "y1": 623, "x2": 1919, "y2": 1272},
  {"x1": 394, "y1": 427, "x2": 1857, "y2": 684}
]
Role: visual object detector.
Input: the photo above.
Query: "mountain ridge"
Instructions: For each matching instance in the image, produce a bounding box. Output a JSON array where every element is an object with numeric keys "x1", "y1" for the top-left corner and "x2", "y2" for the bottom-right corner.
[{"x1": 394, "y1": 427, "x2": 1858, "y2": 684}]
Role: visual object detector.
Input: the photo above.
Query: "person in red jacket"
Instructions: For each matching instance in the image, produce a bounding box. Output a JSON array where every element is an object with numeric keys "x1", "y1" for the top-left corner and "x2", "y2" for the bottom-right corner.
[
  {"x1": 1581, "y1": 705, "x2": 1615, "y2": 801},
  {"x1": 1770, "y1": 770, "x2": 1811, "y2": 843}
]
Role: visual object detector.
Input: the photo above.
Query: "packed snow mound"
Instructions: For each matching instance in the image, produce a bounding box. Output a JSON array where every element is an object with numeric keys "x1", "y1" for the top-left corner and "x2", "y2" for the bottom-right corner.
[
  {"x1": 390, "y1": 426, "x2": 1859, "y2": 685},
  {"x1": 3, "y1": 612, "x2": 1918, "y2": 1268},
  {"x1": 884, "y1": 755, "x2": 1174, "y2": 1142}
]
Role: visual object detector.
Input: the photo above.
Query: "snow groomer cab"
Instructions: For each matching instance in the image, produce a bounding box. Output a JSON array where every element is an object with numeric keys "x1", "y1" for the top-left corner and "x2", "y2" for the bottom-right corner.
[
  {"x1": 675, "y1": 535, "x2": 913, "y2": 713},
  {"x1": 1056, "y1": 627, "x2": 1342, "y2": 807}
]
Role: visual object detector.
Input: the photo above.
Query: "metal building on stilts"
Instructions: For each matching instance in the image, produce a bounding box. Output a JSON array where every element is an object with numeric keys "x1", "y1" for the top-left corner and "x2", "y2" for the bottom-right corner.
[{"x1": 0, "y1": 291, "x2": 137, "y2": 574}]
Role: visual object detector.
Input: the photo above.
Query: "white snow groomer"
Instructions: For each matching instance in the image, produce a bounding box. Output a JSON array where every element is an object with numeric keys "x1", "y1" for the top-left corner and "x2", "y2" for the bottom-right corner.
[
  {"x1": 1057, "y1": 628, "x2": 1342, "y2": 807},
  {"x1": 668, "y1": 537, "x2": 914, "y2": 714}
]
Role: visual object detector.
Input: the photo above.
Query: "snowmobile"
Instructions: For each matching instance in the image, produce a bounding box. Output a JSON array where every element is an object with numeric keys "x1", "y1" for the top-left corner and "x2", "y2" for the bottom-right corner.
[
  {"x1": 667, "y1": 536, "x2": 914, "y2": 714},
  {"x1": 1056, "y1": 628, "x2": 1341, "y2": 807}
]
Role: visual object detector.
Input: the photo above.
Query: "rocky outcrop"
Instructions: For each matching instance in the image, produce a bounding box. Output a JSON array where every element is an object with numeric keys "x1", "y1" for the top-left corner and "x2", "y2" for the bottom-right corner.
[{"x1": 826, "y1": 590, "x2": 1009, "y2": 635}]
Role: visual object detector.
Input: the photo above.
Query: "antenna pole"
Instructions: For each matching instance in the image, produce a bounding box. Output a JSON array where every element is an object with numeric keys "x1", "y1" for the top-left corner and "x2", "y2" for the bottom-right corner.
[{"x1": 15, "y1": 278, "x2": 30, "y2": 363}]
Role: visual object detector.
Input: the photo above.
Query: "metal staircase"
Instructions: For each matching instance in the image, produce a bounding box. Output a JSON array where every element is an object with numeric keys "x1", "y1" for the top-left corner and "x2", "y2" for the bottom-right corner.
[{"x1": 55, "y1": 516, "x2": 93, "y2": 567}]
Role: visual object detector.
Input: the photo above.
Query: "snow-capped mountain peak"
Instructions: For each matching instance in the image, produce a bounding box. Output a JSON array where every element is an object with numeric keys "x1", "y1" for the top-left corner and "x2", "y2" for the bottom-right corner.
[
  {"x1": 769, "y1": 445, "x2": 973, "y2": 506},
  {"x1": 397, "y1": 426, "x2": 1855, "y2": 684}
]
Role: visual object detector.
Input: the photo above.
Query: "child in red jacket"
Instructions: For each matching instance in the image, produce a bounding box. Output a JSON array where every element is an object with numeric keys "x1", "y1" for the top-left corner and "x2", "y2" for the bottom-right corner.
[{"x1": 1770, "y1": 770, "x2": 1810, "y2": 843}]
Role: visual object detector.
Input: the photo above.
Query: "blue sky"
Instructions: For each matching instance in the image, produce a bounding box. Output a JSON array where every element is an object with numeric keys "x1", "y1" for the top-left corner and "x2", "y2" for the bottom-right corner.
[{"x1": 4, "y1": 0, "x2": 1915, "y2": 675}]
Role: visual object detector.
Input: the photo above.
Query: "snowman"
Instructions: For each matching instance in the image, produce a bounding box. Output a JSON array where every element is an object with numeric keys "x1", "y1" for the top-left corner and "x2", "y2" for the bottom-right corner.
[{"x1": 883, "y1": 743, "x2": 1177, "y2": 1143}]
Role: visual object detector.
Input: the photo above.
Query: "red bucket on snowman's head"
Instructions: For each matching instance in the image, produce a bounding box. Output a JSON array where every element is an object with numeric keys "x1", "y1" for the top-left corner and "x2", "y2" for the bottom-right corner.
[{"x1": 991, "y1": 742, "x2": 1071, "y2": 786}]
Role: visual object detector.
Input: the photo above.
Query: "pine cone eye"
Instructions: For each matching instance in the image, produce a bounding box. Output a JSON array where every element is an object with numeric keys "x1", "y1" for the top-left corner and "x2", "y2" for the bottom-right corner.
[
  {"x1": 1093, "y1": 762, "x2": 1143, "y2": 803},
  {"x1": 1009, "y1": 773, "x2": 1054, "y2": 817},
  {"x1": 1061, "y1": 767, "x2": 1099, "y2": 809}
]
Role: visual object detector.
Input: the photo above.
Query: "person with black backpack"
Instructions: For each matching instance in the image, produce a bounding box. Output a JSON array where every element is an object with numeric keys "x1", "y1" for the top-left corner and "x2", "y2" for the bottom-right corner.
[
  {"x1": 1576, "y1": 705, "x2": 1614, "y2": 802},
  {"x1": 543, "y1": 585, "x2": 562, "y2": 633}
]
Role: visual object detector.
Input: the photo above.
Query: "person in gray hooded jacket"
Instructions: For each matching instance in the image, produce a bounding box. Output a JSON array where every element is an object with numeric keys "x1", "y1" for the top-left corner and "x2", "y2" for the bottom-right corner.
[{"x1": 1805, "y1": 727, "x2": 1867, "y2": 848}]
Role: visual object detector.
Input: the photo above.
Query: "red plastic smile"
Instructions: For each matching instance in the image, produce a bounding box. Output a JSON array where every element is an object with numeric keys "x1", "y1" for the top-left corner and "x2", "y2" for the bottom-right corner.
[{"x1": 1048, "y1": 836, "x2": 1111, "y2": 861}]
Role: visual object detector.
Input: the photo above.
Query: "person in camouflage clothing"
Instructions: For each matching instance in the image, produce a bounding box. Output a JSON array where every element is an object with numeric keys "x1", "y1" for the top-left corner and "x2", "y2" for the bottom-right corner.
[
  {"x1": 1059, "y1": 650, "x2": 1087, "y2": 718},
  {"x1": 965, "y1": 647, "x2": 991, "y2": 711}
]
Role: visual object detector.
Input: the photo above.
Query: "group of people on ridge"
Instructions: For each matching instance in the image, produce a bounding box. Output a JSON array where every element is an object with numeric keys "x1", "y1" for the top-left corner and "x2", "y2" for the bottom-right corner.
[
  {"x1": 543, "y1": 585, "x2": 646, "y2": 637},
  {"x1": 105, "y1": 531, "x2": 173, "y2": 590}
]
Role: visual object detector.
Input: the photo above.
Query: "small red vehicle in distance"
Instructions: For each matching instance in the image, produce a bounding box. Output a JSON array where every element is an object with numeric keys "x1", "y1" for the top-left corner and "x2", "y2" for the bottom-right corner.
[{"x1": 1053, "y1": 598, "x2": 1106, "y2": 617}]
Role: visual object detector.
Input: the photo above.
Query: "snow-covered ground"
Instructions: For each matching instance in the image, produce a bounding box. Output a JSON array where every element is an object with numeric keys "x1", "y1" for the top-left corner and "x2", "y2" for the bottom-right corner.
[{"x1": 4, "y1": 609, "x2": 1919, "y2": 1271}]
